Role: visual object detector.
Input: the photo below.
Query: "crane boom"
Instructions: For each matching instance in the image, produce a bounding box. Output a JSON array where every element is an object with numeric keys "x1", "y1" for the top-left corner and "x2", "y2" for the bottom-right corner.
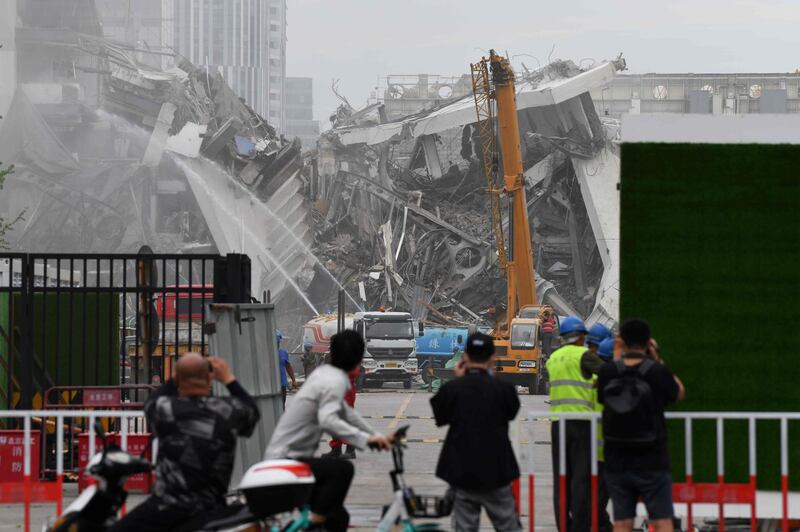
[
  {"x1": 472, "y1": 51, "x2": 538, "y2": 323},
  {"x1": 470, "y1": 59, "x2": 507, "y2": 269},
  {"x1": 470, "y1": 50, "x2": 549, "y2": 395}
]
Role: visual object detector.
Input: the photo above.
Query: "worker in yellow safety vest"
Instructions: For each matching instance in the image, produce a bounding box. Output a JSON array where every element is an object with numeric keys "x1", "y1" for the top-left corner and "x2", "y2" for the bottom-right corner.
[{"x1": 547, "y1": 316, "x2": 612, "y2": 532}]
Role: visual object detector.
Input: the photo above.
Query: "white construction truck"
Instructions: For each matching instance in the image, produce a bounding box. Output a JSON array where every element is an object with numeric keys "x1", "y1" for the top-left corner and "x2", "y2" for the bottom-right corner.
[{"x1": 302, "y1": 311, "x2": 422, "y2": 389}]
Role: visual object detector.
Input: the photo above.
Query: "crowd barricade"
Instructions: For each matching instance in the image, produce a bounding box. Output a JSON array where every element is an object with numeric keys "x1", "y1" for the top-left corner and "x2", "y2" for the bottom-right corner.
[
  {"x1": 521, "y1": 411, "x2": 800, "y2": 532},
  {"x1": 0, "y1": 410, "x2": 147, "y2": 532}
]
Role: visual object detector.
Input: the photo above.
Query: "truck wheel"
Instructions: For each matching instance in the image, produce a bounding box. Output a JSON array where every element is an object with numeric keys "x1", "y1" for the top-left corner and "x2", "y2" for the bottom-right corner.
[
  {"x1": 420, "y1": 369, "x2": 432, "y2": 385},
  {"x1": 529, "y1": 376, "x2": 539, "y2": 395},
  {"x1": 403, "y1": 379, "x2": 412, "y2": 390}
]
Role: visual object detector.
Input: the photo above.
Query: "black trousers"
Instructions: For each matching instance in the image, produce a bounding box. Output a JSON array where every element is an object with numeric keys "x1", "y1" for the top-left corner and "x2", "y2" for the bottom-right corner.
[
  {"x1": 598, "y1": 461, "x2": 612, "y2": 530},
  {"x1": 109, "y1": 496, "x2": 195, "y2": 532},
  {"x1": 542, "y1": 333, "x2": 554, "y2": 356},
  {"x1": 299, "y1": 457, "x2": 355, "y2": 532},
  {"x1": 551, "y1": 421, "x2": 612, "y2": 532}
]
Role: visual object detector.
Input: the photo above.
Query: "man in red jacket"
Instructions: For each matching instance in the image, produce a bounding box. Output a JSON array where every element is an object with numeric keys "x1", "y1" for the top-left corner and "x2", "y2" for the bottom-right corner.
[
  {"x1": 541, "y1": 311, "x2": 556, "y2": 356},
  {"x1": 323, "y1": 366, "x2": 360, "y2": 459}
]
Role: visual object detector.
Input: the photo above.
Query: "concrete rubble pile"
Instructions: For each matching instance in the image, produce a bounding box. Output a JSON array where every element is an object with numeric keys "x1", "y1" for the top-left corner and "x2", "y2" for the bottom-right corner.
[
  {"x1": 304, "y1": 58, "x2": 625, "y2": 326},
  {"x1": 0, "y1": 1, "x2": 313, "y2": 314}
]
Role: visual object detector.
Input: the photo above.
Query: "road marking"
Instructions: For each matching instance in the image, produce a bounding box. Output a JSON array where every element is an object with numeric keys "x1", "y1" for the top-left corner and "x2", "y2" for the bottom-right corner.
[
  {"x1": 360, "y1": 415, "x2": 532, "y2": 421},
  {"x1": 388, "y1": 394, "x2": 413, "y2": 429},
  {"x1": 360, "y1": 415, "x2": 434, "y2": 420}
]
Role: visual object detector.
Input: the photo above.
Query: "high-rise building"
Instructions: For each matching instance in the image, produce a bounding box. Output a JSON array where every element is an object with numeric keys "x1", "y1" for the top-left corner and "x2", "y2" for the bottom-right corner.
[
  {"x1": 170, "y1": 0, "x2": 287, "y2": 130},
  {"x1": 95, "y1": 0, "x2": 172, "y2": 70},
  {"x1": 284, "y1": 77, "x2": 319, "y2": 147}
]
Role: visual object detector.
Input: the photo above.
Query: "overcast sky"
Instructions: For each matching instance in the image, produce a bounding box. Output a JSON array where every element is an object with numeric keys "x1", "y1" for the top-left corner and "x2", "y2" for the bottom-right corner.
[{"x1": 286, "y1": 0, "x2": 800, "y2": 126}]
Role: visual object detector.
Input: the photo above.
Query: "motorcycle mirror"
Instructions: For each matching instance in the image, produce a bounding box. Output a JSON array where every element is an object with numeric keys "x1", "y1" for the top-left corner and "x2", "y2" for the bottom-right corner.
[
  {"x1": 395, "y1": 424, "x2": 410, "y2": 441},
  {"x1": 94, "y1": 421, "x2": 107, "y2": 443}
]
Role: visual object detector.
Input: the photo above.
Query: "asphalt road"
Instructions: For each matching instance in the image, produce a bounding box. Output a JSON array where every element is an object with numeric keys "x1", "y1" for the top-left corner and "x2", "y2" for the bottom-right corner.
[
  {"x1": 338, "y1": 386, "x2": 554, "y2": 530},
  {"x1": 4, "y1": 387, "x2": 555, "y2": 531}
]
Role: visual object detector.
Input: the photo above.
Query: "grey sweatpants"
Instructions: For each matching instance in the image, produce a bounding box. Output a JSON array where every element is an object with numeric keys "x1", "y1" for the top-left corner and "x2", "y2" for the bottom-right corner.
[{"x1": 452, "y1": 485, "x2": 522, "y2": 532}]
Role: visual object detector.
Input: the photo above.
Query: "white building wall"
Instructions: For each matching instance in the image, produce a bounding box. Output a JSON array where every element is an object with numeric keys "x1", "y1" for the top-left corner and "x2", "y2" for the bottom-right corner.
[{"x1": 0, "y1": 0, "x2": 17, "y2": 118}]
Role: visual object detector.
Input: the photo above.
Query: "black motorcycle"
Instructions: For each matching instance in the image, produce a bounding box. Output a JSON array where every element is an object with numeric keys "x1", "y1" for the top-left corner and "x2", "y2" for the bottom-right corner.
[
  {"x1": 45, "y1": 422, "x2": 152, "y2": 531},
  {"x1": 44, "y1": 422, "x2": 316, "y2": 531}
]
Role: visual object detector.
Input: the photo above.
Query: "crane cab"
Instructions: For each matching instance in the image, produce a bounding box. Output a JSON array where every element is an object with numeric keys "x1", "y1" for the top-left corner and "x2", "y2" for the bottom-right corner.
[{"x1": 493, "y1": 305, "x2": 551, "y2": 395}]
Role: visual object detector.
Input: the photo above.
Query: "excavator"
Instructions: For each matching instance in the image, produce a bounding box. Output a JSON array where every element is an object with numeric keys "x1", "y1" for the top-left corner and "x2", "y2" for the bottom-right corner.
[{"x1": 470, "y1": 50, "x2": 553, "y2": 394}]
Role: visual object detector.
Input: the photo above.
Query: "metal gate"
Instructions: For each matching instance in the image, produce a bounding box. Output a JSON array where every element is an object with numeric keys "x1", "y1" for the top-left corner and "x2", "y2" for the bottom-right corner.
[{"x1": 0, "y1": 251, "x2": 255, "y2": 411}]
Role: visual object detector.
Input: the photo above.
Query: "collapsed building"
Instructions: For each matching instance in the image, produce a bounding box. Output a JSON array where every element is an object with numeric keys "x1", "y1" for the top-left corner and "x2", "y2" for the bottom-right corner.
[
  {"x1": 0, "y1": 0, "x2": 317, "y2": 334},
  {"x1": 304, "y1": 58, "x2": 625, "y2": 327}
]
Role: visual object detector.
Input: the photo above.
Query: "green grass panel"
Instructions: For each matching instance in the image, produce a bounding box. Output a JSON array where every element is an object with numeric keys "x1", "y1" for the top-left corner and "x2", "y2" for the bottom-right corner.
[
  {"x1": 620, "y1": 143, "x2": 800, "y2": 490},
  {"x1": 8, "y1": 293, "x2": 121, "y2": 398}
]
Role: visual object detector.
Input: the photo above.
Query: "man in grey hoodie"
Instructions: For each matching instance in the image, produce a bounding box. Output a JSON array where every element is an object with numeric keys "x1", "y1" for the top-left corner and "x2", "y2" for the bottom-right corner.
[{"x1": 265, "y1": 330, "x2": 395, "y2": 531}]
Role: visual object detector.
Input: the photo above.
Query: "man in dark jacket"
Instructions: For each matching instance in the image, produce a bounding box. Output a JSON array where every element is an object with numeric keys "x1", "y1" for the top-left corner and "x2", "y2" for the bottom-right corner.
[
  {"x1": 111, "y1": 353, "x2": 260, "y2": 531},
  {"x1": 430, "y1": 332, "x2": 521, "y2": 532}
]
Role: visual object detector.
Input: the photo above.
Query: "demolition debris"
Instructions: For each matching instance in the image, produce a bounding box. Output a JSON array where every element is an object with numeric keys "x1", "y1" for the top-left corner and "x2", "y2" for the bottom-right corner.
[{"x1": 303, "y1": 58, "x2": 625, "y2": 326}]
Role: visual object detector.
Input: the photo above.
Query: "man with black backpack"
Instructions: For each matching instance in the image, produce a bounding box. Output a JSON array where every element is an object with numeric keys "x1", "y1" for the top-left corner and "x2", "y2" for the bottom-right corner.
[{"x1": 597, "y1": 319, "x2": 685, "y2": 532}]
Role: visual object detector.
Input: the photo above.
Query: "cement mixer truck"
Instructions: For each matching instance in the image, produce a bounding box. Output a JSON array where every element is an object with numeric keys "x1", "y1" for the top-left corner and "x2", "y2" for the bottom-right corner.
[{"x1": 302, "y1": 311, "x2": 422, "y2": 389}]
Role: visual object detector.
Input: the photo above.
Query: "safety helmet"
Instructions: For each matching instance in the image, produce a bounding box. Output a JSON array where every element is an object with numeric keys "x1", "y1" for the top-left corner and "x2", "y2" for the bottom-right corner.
[
  {"x1": 303, "y1": 342, "x2": 313, "y2": 351},
  {"x1": 559, "y1": 316, "x2": 587, "y2": 336},
  {"x1": 586, "y1": 323, "x2": 611, "y2": 346},
  {"x1": 275, "y1": 329, "x2": 282, "y2": 342},
  {"x1": 597, "y1": 337, "x2": 615, "y2": 360}
]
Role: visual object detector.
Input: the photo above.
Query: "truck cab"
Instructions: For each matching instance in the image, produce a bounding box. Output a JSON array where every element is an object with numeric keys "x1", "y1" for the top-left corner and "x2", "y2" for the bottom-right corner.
[{"x1": 353, "y1": 311, "x2": 420, "y2": 389}]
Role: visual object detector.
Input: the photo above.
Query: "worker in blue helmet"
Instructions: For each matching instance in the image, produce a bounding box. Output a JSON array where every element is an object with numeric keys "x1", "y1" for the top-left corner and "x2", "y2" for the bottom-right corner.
[
  {"x1": 276, "y1": 329, "x2": 297, "y2": 408},
  {"x1": 586, "y1": 323, "x2": 612, "y2": 352},
  {"x1": 546, "y1": 316, "x2": 612, "y2": 531},
  {"x1": 597, "y1": 337, "x2": 615, "y2": 361},
  {"x1": 302, "y1": 342, "x2": 317, "y2": 379}
]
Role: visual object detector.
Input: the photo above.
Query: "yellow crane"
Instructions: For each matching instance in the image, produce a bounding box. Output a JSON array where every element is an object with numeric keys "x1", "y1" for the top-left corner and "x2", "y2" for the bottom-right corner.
[{"x1": 471, "y1": 50, "x2": 551, "y2": 394}]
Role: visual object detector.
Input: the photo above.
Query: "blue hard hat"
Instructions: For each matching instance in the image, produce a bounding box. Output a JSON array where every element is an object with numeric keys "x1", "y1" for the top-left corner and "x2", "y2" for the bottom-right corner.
[
  {"x1": 587, "y1": 323, "x2": 611, "y2": 346},
  {"x1": 303, "y1": 342, "x2": 313, "y2": 350},
  {"x1": 275, "y1": 329, "x2": 282, "y2": 341},
  {"x1": 597, "y1": 337, "x2": 615, "y2": 360},
  {"x1": 559, "y1": 316, "x2": 587, "y2": 336}
]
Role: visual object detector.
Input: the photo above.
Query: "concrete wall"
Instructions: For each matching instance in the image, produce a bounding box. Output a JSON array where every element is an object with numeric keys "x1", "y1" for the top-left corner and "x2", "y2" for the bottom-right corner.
[
  {"x1": 622, "y1": 113, "x2": 800, "y2": 144},
  {"x1": 592, "y1": 73, "x2": 800, "y2": 118}
]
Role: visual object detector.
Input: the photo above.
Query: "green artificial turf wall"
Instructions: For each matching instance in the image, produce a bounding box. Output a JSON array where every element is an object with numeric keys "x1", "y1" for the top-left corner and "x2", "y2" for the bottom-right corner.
[{"x1": 620, "y1": 143, "x2": 800, "y2": 491}]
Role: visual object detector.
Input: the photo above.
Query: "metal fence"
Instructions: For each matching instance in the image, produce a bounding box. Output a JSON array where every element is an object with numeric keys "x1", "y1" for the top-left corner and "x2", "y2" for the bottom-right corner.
[
  {"x1": 0, "y1": 252, "x2": 258, "y2": 481},
  {"x1": 0, "y1": 252, "x2": 225, "y2": 409},
  {"x1": 0, "y1": 409, "x2": 148, "y2": 532},
  {"x1": 522, "y1": 411, "x2": 800, "y2": 532}
]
